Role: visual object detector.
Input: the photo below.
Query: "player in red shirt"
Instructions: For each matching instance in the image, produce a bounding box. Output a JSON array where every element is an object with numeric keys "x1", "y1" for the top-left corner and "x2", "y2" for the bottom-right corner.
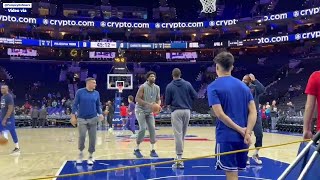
[
  {"x1": 120, "y1": 103, "x2": 128, "y2": 129},
  {"x1": 303, "y1": 71, "x2": 320, "y2": 139}
]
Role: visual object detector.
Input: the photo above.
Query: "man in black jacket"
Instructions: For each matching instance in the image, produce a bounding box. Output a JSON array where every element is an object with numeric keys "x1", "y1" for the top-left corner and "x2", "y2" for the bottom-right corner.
[
  {"x1": 31, "y1": 106, "x2": 39, "y2": 128},
  {"x1": 38, "y1": 106, "x2": 48, "y2": 128},
  {"x1": 165, "y1": 68, "x2": 198, "y2": 169},
  {"x1": 242, "y1": 73, "x2": 266, "y2": 165},
  {"x1": 106, "y1": 101, "x2": 114, "y2": 132}
]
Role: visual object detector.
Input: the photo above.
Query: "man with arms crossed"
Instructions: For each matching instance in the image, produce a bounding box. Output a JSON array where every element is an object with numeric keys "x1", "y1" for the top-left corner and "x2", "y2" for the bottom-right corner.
[
  {"x1": 207, "y1": 52, "x2": 257, "y2": 180},
  {"x1": 165, "y1": 68, "x2": 197, "y2": 169},
  {"x1": 134, "y1": 71, "x2": 161, "y2": 158},
  {"x1": 71, "y1": 78, "x2": 103, "y2": 165}
]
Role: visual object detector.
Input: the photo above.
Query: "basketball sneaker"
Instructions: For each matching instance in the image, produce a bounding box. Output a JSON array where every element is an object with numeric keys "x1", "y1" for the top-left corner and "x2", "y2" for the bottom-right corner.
[
  {"x1": 252, "y1": 154, "x2": 262, "y2": 165},
  {"x1": 10, "y1": 148, "x2": 20, "y2": 155},
  {"x1": 76, "y1": 152, "x2": 83, "y2": 164},
  {"x1": 87, "y1": 156, "x2": 95, "y2": 165},
  {"x1": 150, "y1": 150, "x2": 159, "y2": 157},
  {"x1": 134, "y1": 149, "x2": 143, "y2": 158},
  {"x1": 130, "y1": 134, "x2": 137, "y2": 138},
  {"x1": 172, "y1": 159, "x2": 184, "y2": 169}
]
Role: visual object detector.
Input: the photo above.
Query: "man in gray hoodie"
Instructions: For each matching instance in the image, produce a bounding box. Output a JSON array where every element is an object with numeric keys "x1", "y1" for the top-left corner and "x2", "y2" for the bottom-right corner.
[{"x1": 165, "y1": 68, "x2": 198, "y2": 169}]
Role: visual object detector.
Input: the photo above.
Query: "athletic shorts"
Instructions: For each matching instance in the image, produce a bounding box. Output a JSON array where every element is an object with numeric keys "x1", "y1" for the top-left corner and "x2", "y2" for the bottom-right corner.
[
  {"x1": 0, "y1": 118, "x2": 15, "y2": 131},
  {"x1": 215, "y1": 142, "x2": 248, "y2": 171}
]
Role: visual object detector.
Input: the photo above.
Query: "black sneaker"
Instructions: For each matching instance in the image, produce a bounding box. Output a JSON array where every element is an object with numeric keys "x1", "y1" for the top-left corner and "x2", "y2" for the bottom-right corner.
[
  {"x1": 134, "y1": 149, "x2": 143, "y2": 158},
  {"x1": 150, "y1": 150, "x2": 159, "y2": 157},
  {"x1": 10, "y1": 148, "x2": 20, "y2": 155}
]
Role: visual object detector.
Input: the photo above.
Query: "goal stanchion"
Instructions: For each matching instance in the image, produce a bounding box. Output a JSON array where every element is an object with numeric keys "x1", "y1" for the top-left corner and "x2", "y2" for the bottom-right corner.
[{"x1": 113, "y1": 85, "x2": 124, "y2": 130}]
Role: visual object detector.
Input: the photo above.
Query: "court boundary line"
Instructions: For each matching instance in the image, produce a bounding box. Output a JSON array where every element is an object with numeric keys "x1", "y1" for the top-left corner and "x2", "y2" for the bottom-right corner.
[
  {"x1": 55, "y1": 158, "x2": 281, "y2": 178},
  {"x1": 95, "y1": 151, "x2": 176, "y2": 159},
  {"x1": 59, "y1": 156, "x2": 286, "y2": 164},
  {"x1": 31, "y1": 139, "x2": 309, "y2": 180},
  {"x1": 53, "y1": 160, "x2": 67, "y2": 180},
  {"x1": 147, "y1": 175, "x2": 272, "y2": 180}
]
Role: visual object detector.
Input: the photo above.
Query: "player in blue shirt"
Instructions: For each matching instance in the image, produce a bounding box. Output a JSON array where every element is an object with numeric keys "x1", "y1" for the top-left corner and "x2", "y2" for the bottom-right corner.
[
  {"x1": 71, "y1": 78, "x2": 103, "y2": 165},
  {"x1": 207, "y1": 52, "x2": 257, "y2": 180},
  {"x1": 0, "y1": 85, "x2": 20, "y2": 155}
]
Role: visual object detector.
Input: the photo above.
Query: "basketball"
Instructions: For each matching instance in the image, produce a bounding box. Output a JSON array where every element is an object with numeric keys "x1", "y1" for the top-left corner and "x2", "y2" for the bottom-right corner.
[
  {"x1": 0, "y1": 133, "x2": 8, "y2": 146},
  {"x1": 152, "y1": 103, "x2": 161, "y2": 113}
]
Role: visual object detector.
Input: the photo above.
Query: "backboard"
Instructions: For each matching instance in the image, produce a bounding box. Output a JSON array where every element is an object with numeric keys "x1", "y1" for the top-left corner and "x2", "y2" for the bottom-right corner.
[{"x1": 107, "y1": 74, "x2": 133, "y2": 90}]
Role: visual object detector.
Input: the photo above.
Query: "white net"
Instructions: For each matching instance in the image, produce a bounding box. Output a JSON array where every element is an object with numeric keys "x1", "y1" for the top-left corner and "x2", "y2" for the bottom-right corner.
[
  {"x1": 117, "y1": 86, "x2": 123, "y2": 93},
  {"x1": 200, "y1": 0, "x2": 217, "y2": 13}
]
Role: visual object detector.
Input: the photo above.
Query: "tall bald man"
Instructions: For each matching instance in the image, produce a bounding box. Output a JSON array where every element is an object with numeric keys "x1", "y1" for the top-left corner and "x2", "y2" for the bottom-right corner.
[
  {"x1": 242, "y1": 74, "x2": 265, "y2": 165},
  {"x1": 0, "y1": 85, "x2": 20, "y2": 155},
  {"x1": 71, "y1": 78, "x2": 103, "y2": 165},
  {"x1": 134, "y1": 71, "x2": 161, "y2": 158}
]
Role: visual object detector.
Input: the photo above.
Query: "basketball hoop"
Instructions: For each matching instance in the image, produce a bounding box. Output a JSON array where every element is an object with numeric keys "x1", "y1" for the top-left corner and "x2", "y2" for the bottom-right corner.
[
  {"x1": 117, "y1": 85, "x2": 123, "y2": 93},
  {"x1": 200, "y1": 0, "x2": 217, "y2": 13}
]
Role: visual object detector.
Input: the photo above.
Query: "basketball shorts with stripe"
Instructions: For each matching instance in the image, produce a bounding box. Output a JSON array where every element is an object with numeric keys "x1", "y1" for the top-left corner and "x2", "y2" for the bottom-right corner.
[{"x1": 215, "y1": 142, "x2": 248, "y2": 171}]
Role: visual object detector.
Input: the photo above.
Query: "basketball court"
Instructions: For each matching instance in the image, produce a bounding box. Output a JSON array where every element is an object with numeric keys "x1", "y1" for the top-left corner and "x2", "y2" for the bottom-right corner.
[
  {"x1": 0, "y1": 0, "x2": 319, "y2": 179},
  {"x1": 0, "y1": 127, "x2": 304, "y2": 179}
]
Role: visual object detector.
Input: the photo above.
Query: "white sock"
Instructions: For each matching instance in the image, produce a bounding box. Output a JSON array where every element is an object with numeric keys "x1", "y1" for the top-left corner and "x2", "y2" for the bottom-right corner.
[
  {"x1": 177, "y1": 155, "x2": 182, "y2": 160},
  {"x1": 3, "y1": 130, "x2": 9, "y2": 139},
  {"x1": 151, "y1": 144, "x2": 155, "y2": 150},
  {"x1": 135, "y1": 144, "x2": 140, "y2": 150},
  {"x1": 15, "y1": 143, "x2": 19, "y2": 149},
  {"x1": 89, "y1": 153, "x2": 93, "y2": 158},
  {"x1": 253, "y1": 150, "x2": 259, "y2": 156}
]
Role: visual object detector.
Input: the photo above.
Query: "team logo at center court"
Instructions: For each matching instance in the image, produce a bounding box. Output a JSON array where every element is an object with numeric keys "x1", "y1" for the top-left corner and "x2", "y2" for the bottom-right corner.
[{"x1": 43, "y1": 19, "x2": 49, "y2": 25}]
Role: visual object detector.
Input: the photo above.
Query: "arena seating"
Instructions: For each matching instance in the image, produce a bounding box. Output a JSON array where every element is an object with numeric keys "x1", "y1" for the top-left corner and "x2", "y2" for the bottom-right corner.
[
  {"x1": 3, "y1": 55, "x2": 320, "y2": 132},
  {"x1": 13, "y1": 108, "x2": 213, "y2": 128},
  {"x1": 155, "y1": 111, "x2": 212, "y2": 126},
  {"x1": 276, "y1": 116, "x2": 304, "y2": 133},
  {"x1": 2, "y1": 53, "x2": 293, "y2": 107},
  {"x1": 276, "y1": 115, "x2": 317, "y2": 133},
  {"x1": 269, "y1": 59, "x2": 319, "y2": 95}
]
